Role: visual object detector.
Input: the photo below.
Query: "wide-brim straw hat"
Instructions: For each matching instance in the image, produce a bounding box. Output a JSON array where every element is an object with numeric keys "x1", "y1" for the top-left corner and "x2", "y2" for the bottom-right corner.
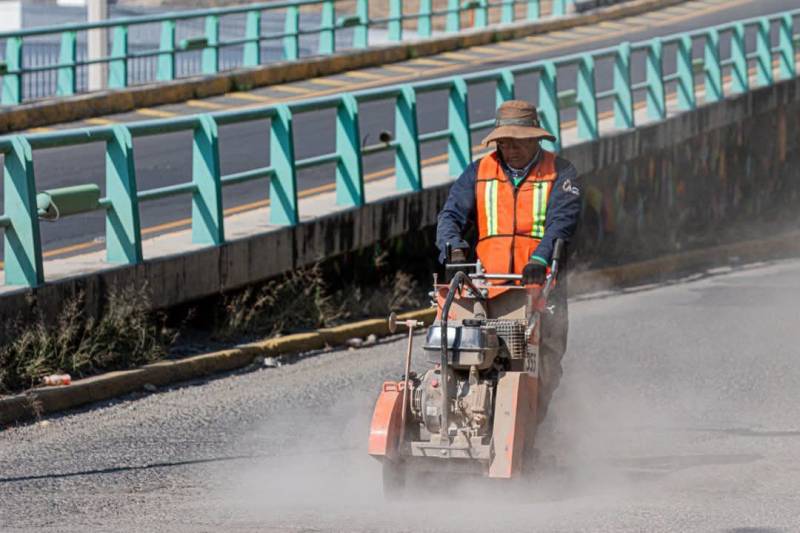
[{"x1": 481, "y1": 100, "x2": 556, "y2": 145}]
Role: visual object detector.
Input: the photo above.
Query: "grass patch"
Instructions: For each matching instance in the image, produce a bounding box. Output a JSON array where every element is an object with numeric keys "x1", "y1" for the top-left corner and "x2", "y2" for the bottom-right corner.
[
  {"x1": 213, "y1": 256, "x2": 428, "y2": 341},
  {"x1": 0, "y1": 285, "x2": 174, "y2": 395}
]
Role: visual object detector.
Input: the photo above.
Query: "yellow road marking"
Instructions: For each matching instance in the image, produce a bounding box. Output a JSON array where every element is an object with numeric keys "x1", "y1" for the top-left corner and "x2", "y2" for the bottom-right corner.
[
  {"x1": 525, "y1": 34, "x2": 563, "y2": 44},
  {"x1": 470, "y1": 46, "x2": 506, "y2": 55},
  {"x1": 495, "y1": 41, "x2": 530, "y2": 51},
  {"x1": 597, "y1": 21, "x2": 630, "y2": 30},
  {"x1": 409, "y1": 57, "x2": 450, "y2": 66},
  {"x1": 381, "y1": 64, "x2": 420, "y2": 74},
  {"x1": 269, "y1": 85, "x2": 313, "y2": 94},
  {"x1": 136, "y1": 108, "x2": 176, "y2": 118},
  {"x1": 441, "y1": 51, "x2": 478, "y2": 61},
  {"x1": 186, "y1": 99, "x2": 227, "y2": 110},
  {"x1": 344, "y1": 70, "x2": 386, "y2": 80},
  {"x1": 569, "y1": 26, "x2": 607, "y2": 36},
  {"x1": 309, "y1": 78, "x2": 352, "y2": 87},
  {"x1": 664, "y1": 4, "x2": 697, "y2": 15},
  {"x1": 26, "y1": 126, "x2": 54, "y2": 133},
  {"x1": 225, "y1": 92, "x2": 275, "y2": 102},
  {"x1": 635, "y1": 13, "x2": 669, "y2": 23},
  {"x1": 84, "y1": 117, "x2": 115, "y2": 125}
]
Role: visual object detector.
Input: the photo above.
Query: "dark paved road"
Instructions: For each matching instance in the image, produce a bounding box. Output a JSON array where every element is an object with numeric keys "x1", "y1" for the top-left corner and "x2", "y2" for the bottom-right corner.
[
  {"x1": 0, "y1": 0, "x2": 796, "y2": 263},
  {"x1": 2, "y1": 257, "x2": 799, "y2": 532}
]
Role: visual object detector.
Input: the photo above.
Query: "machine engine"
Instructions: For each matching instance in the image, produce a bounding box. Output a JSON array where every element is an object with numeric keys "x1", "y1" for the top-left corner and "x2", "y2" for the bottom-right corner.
[
  {"x1": 410, "y1": 367, "x2": 494, "y2": 439},
  {"x1": 409, "y1": 317, "x2": 532, "y2": 439}
]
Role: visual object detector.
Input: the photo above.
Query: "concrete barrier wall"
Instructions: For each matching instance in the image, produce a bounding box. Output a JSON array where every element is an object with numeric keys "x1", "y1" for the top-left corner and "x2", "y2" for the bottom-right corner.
[
  {"x1": 568, "y1": 77, "x2": 800, "y2": 267},
  {"x1": 2, "y1": 75, "x2": 798, "y2": 325}
]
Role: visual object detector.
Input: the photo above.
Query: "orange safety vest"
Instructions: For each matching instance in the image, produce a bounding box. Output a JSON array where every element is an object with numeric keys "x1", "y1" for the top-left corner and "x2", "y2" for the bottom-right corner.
[{"x1": 475, "y1": 150, "x2": 557, "y2": 277}]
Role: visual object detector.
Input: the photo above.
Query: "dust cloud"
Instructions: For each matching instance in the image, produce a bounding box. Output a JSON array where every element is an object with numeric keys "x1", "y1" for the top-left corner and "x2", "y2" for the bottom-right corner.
[{"x1": 210, "y1": 355, "x2": 675, "y2": 532}]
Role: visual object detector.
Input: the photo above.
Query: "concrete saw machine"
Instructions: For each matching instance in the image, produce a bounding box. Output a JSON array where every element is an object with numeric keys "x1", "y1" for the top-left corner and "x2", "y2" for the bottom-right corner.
[{"x1": 368, "y1": 240, "x2": 565, "y2": 494}]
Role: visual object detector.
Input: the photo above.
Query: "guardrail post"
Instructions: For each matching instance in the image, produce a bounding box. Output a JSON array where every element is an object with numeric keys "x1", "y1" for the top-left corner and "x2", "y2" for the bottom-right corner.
[
  {"x1": 244, "y1": 10, "x2": 262, "y2": 67},
  {"x1": 3, "y1": 136, "x2": 43, "y2": 287},
  {"x1": 202, "y1": 15, "x2": 220, "y2": 74},
  {"x1": 778, "y1": 14, "x2": 796, "y2": 80},
  {"x1": 1, "y1": 37, "x2": 22, "y2": 105},
  {"x1": 389, "y1": 0, "x2": 403, "y2": 41},
  {"x1": 418, "y1": 0, "x2": 433, "y2": 37},
  {"x1": 105, "y1": 125, "x2": 143, "y2": 264},
  {"x1": 57, "y1": 31, "x2": 77, "y2": 97},
  {"x1": 496, "y1": 69, "x2": 515, "y2": 106},
  {"x1": 577, "y1": 54, "x2": 598, "y2": 140},
  {"x1": 157, "y1": 20, "x2": 176, "y2": 81},
  {"x1": 475, "y1": 0, "x2": 488, "y2": 28},
  {"x1": 613, "y1": 42, "x2": 633, "y2": 129},
  {"x1": 319, "y1": 0, "x2": 335, "y2": 54},
  {"x1": 192, "y1": 115, "x2": 224, "y2": 245},
  {"x1": 395, "y1": 86, "x2": 422, "y2": 191},
  {"x1": 269, "y1": 105, "x2": 299, "y2": 225},
  {"x1": 676, "y1": 35, "x2": 695, "y2": 111},
  {"x1": 703, "y1": 28, "x2": 722, "y2": 103},
  {"x1": 646, "y1": 38, "x2": 666, "y2": 121},
  {"x1": 354, "y1": 0, "x2": 370, "y2": 47},
  {"x1": 730, "y1": 23, "x2": 748, "y2": 94},
  {"x1": 108, "y1": 26, "x2": 128, "y2": 89},
  {"x1": 284, "y1": 5, "x2": 300, "y2": 60},
  {"x1": 527, "y1": 0, "x2": 540, "y2": 20},
  {"x1": 446, "y1": 0, "x2": 460, "y2": 32},
  {"x1": 336, "y1": 94, "x2": 365, "y2": 206},
  {"x1": 538, "y1": 61, "x2": 560, "y2": 152},
  {"x1": 448, "y1": 77, "x2": 472, "y2": 177},
  {"x1": 755, "y1": 18, "x2": 773, "y2": 87}
]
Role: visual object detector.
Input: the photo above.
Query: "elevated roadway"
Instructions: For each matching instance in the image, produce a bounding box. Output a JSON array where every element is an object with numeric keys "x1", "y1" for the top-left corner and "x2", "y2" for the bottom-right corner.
[
  {"x1": 2, "y1": 0, "x2": 796, "y2": 265},
  {"x1": 1, "y1": 258, "x2": 798, "y2": 531}
]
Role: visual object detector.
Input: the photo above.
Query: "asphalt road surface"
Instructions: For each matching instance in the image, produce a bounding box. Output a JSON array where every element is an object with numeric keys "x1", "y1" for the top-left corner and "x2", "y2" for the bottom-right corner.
[
  {"x1": 2, "y1": 257, "x2": 799, "y2": 532},
  {"x1": 1, "y1": 0, "x2": 797, "y2": 262}
]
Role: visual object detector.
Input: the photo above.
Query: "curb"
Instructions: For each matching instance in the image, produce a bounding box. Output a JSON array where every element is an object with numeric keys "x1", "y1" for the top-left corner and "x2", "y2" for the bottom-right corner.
[
  {"x1": 2, "y1": 229, "x2": 799, "y2": 427},
  {"x1": 0, "y1": 0, "x2": 687, "y2": 134}
]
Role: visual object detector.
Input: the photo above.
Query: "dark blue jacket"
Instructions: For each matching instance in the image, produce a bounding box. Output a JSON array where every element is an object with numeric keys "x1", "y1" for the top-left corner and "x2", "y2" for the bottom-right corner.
[{"x1": 436, "y1": 152, "x2": 581, "y2": 264}]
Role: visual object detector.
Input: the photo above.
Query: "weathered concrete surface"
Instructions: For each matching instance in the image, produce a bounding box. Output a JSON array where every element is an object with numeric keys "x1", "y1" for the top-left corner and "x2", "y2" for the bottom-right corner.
[
  {"x1": 1, "y1": 74, "x2": 798, "y2": 326},
  {"x1": 0, "y1": 0, "x2": 686, "y2": 133},
  {"x1": 568, "y1": 76, "x2": 800, "y2": 267}
]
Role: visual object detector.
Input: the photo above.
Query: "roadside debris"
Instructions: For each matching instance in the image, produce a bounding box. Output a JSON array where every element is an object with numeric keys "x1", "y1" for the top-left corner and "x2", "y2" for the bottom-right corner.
[
  {"x1": 262, "y1": 357, "x2": 281, "y2": 368},
  {"x1": 142, "y1": 383, "x2": 157, "y2": 393},
  {"x1": 346, "y1": 337, "x2": 363, "y2": 348},
  {"x1": 42, "y1": 374, "x2": 71, "y2": 386}
]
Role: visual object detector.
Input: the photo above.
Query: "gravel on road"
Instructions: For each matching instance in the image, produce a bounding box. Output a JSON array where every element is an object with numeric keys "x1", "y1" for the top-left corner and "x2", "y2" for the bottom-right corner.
[{"x1": 2, "y1": 259, "x2": 800, "y2": 532}]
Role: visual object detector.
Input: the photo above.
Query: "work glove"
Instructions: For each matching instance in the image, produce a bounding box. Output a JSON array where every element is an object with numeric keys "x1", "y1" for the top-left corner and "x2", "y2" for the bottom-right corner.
[
  {"x1": 522, "y1": 261, "x2": 547, "y2": 285},
  {"x1": 449, "y1": 248, "x2": 468, "y2": 263}
]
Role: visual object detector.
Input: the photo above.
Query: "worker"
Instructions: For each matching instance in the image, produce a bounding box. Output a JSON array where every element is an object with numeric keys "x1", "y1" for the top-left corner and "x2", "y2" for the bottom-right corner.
[{"x1": 436, "y1": 99, "x2": 582, "y2": 422}]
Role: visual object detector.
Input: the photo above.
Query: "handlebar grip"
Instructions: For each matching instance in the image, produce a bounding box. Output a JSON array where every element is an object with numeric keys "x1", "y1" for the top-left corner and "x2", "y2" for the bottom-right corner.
[{"x1": 552, "y1": 239, "x2": 566, "y2": 263}]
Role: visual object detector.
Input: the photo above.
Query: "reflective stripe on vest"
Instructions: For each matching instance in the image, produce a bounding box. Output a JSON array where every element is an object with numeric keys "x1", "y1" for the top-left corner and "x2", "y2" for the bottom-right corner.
[
  {"x1": 483, "y1": 180, "x2": 499, "y2": 236},
  {"x1": 531, "y1": 181, "x2": 552, "y2": 239}
]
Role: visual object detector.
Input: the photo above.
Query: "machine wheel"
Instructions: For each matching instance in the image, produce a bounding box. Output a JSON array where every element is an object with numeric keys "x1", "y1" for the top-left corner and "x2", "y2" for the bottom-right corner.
[{"x1": 382, "y1": 460, "x2": 406, "y2": 499}]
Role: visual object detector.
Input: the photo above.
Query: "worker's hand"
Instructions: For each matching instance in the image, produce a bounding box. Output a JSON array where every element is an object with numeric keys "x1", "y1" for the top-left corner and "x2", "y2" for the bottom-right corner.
[
  {"x1": 522, "y1": 261, "x2": 547, "y2": 285},
  {"x1": 450, "y1": 248, "x2": 467, "y2": 263}
]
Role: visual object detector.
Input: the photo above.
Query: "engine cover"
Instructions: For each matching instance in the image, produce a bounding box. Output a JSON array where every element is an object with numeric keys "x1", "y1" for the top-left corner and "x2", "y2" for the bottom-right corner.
[
  {"x1": 422, "y1": 320, "x2": 500, "y2": 370},
  {"x1": 412, "y1": 367, "x2": 494, "y2": 439}
]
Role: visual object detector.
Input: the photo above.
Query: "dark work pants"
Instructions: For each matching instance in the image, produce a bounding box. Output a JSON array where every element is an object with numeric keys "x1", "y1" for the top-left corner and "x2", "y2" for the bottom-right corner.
[{"x1": 538, "y1": 270, "x2": 568, "y2": 423}]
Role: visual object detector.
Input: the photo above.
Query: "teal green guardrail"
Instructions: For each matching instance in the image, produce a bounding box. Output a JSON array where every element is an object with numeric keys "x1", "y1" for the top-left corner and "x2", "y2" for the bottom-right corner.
[
  {"x1": 0, "y1": 8, "x2": 797, "y2": 287},
  {"x1": 0, "y1": 0, "x2": 576, "y2": 105}
]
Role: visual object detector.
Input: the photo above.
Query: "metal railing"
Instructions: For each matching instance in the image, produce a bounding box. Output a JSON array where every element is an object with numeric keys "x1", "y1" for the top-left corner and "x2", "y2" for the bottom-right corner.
[
  {"x1": 0, "y1": 0, "x2": 577, "y2": 105},
  {"x1": 0, "y1": 8, "x2": 797, "y2": 287}
]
